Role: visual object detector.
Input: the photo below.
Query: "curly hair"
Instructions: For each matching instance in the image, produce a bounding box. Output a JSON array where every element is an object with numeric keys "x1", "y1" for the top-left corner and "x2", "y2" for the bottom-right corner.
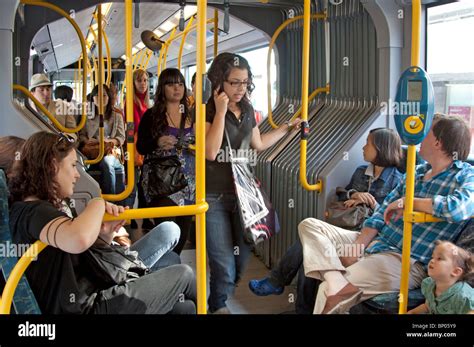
[
  {"x1": 0, "y1": 136, "x2": 25, "y2": 175},
  {"x1": 8, "y1": 132, "x2": 77, "y2": 208},
  {"x1": 206, "y1": 52, "x2": 255, "y2": 116},
  {"x1": 150, "y1": 68, "x2": 191, "y2": 140}
]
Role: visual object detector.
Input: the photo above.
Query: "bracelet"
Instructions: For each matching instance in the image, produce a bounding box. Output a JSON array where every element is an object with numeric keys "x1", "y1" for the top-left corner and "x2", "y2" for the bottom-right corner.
[{"x1": 284, "y1": 120, "x2": 294, "y2": 132}]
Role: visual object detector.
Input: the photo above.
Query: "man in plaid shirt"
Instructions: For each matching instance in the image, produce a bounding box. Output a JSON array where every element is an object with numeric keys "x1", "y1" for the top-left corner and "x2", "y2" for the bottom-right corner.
[{"x1": 298, "y1": 114, "x2": 474, "y2": 314}]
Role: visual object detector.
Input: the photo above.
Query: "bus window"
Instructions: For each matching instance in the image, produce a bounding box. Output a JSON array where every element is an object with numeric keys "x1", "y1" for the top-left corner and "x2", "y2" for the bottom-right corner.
[{"x1": 427, "y1": 0, "x2": 474, "y2": 156}]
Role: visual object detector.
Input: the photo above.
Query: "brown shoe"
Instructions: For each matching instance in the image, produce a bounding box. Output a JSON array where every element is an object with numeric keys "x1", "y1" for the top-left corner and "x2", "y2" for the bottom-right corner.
[{"x1": 321, "y1": 283, "x2": 362, "y2": 314}]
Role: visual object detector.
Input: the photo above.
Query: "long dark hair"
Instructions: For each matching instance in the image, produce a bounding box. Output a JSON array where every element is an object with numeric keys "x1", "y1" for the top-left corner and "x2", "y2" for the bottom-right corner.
[
  {"x1": 89, "y1": 84, "x2": 113, "y2": 120},
  {"x1": 206, "y1": 52, "x2": 255, "y2": 116},
  {"x1": 150, "y1": 68, "x2": 190, "y2": 140},
  {"x1": 369, "y1": 128, "x2": 402, "y2": 167},
  {"x1": 9, "y1": 132, "x2": 77, "y2": 208}
]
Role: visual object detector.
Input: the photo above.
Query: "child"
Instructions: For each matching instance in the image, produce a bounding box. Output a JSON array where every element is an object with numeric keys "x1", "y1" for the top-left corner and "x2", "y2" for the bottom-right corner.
[{"x1": 408, "y1": 240, "x2": 474, "y2": 314}]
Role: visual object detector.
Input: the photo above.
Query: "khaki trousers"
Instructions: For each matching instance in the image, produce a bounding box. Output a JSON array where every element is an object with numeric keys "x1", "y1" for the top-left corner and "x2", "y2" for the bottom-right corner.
[{"x1": 297, "y1": 218, "x2": 427, "y2": 314}]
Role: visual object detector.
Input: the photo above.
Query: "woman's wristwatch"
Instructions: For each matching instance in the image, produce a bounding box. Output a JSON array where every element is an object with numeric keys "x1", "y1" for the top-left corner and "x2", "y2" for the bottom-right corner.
[{"x1": 284, "y1": 120, "x2": 294, "y2": 131}]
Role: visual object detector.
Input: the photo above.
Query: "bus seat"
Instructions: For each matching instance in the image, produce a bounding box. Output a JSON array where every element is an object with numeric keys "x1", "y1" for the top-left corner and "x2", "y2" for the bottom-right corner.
[
  {"x1": 0, "y1": 170, "x2": 41, "y2": 314},
  {"x1": 350, "y1": 219, "x2": 474, "y2": 314}
]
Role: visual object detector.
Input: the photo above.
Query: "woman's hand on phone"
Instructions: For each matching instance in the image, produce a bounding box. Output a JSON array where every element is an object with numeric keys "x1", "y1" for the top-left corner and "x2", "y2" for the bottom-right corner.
[{"x1": 214, "y1": 89, "x2": 229, "y2": 117}]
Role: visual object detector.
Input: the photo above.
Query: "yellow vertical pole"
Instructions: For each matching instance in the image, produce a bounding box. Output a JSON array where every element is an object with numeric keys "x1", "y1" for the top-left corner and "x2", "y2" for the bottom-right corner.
[
  {"x1": 213, "y1": 9, "x2": 218, "y2": 58},
  {"x1": 399, "y1": 0, "x2": 421, "y2": 314},
  {"x1": 178, "y1": 16, "x2": 195, "y2": 70},
  {"x1": 195, "y1": 0, "x2": 207, "y2": 315},
  {"x1": 298, "y1": 0, "x2": 321, "y2": 192}
]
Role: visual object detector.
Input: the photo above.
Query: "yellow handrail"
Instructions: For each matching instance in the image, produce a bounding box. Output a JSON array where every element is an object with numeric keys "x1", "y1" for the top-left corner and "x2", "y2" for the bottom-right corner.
[
  {"x1": 195, "y1": 0, "x2": 208, "y2": 314},
  {"x1": 0, "y1": 241, "x2": 46, "y2": 314},
  {"x1": 85, "y1": 6, "x2": 106, "y2": 166},
  {"x1": 93, "y1": 12, "x2": 112, "y2": 86},
  {"x1": 162, "y1": 28, "x2": 177, "y2": 71},
  {"x1": 298, "y1": 1, "x2": 324, "y2": 192},
  {"x1": 398, "y1": 0, "x2": 421, "y2": 315},
  {"x1": 178, "y1": 16, "x2": 195, "y2": 70},
  {"x1": 267, "y1": 13, "x2": 326, "y2": 129},
  {"x1": 214, "y1": 9, "x2": 218, "y2": 58},
  {"x1": 18, "y1": 0, "x2": 88, "y2": 134},
  {"x1": 159, "y1": 17, "x2": 216, "y2": 75}
]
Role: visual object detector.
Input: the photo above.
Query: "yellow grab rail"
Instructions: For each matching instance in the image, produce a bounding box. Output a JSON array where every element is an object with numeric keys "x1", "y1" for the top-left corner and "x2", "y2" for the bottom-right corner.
[
  {"x1": 178, "y1": 16, "x2": 195, "y2": 70},
  {"x1": 0, "y1": 241, "x2": 46, "y2": 314},
  {"x1": 93, "y1": 12, "x2": 112, "y2": 86},
  {"x1": 18, "y1": 0, "x2": 88, "y2": 134},
  {"x1": 85, "y1": 6, "x2": 106, "y2": 166},
  {"x1": 298, "y1": 0, "x2": 325, "y2": 192},
  {"x1": 398, "y1": 0, "x2": 421, "y2": 315},
  {"x1": 213, "y1": 9, "x2": 218, "y2": 58},
  {"x1": 195, "y1": 0, "x2": 208, "y2": 314},
  {"x1": 267, "y1": 12, "x2": 326, "y2": 129},
  {"x1": 299, "y1": 85, "x2": 329, "y2": 192}
]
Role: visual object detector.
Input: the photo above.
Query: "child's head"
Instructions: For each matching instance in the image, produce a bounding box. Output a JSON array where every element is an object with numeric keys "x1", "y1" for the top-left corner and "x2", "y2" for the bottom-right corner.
[
  {"x1": 428, "y1": 240, "x2": 474, "y2": 286},
  {"x1": 363, "y1": 128, "x2": 402, "y2": 168}
]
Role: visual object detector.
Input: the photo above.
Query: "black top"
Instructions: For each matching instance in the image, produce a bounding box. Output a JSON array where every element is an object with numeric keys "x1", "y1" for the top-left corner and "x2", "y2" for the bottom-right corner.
[
  {"x1": 205, "y1": 105, "x2": 257, "y2": 193},
  {"x1": 136, "y1": 108, "x2": 158, "y2": 155},
  {"x1": 10, "y1": 201, "x2": 98, "y2": 314}
]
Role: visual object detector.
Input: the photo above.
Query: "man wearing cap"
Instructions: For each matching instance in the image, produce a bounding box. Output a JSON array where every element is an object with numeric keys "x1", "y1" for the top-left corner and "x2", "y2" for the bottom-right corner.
[{"x1": 29, "y1": 73, "x2": 77, "y2": 139}]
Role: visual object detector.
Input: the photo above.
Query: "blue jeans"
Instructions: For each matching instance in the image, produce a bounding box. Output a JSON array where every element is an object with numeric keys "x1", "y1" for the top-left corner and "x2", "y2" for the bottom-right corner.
[
  {"x1": 99, "y1": 155, "x2": 125, "y2": 195},
  {"x1": 206, "y1": 193, "x2": 251, "y2": 312},
  {"x1": 131, "y1": 221, "x2": 181, "y2": 271}
]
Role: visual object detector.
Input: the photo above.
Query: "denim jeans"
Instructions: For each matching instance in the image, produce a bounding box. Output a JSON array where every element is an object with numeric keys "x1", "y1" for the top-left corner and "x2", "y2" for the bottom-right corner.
[
  {"x1": 130, "y1": 221, "x2": 181, "y2": 271},
  {"x1": 269, "y1": 238, "x2": 320, "y2": 314},
  {"x1": 206, "y1": 192, "x2": 251, "y2": 312},
  {"x1": 99, "y1": 155, "x2": 125, "y2": 194},
  {"x1": 270, "y1": 238, "x2": 303, "y2": 287}
]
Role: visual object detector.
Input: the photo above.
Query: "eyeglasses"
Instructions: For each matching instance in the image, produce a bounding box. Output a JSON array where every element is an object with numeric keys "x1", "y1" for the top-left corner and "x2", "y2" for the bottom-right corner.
[
  {"x1": 56, "y1": 133, "x2": 75, "y2": 145},
  {"x1": 225, "y1": 80, "x2": 250, "y2": 89}
]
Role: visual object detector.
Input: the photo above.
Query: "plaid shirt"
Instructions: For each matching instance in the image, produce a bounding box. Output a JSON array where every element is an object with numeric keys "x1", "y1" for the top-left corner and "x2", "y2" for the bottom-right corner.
[{"x1": 364, "y1": 160, "x2": 474, "y2": 265}]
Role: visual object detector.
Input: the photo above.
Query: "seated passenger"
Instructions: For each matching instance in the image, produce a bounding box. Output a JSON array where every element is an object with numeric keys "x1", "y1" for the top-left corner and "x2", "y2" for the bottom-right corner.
[
  {"x1": 137, "y1": 68, "x2": 195, "y2": 254},
  {"x1": 298, "y1": 114, "x2": 473, "y2": 314},
  {"x1": 27, "y1": 73, "x2": 77, "y2": 140},
  {"x1": 248, "y1": 128, "x2": 403, "y2": 310},
  {"x1": 79, "y1": 84, "x2": 126, "y2": 196},
  {"x1": 0, "y1": 136, "x2": 25, "y2": 177},
  {"x1": 408, "y1": 240, "x2": 474, "y2": 314},
  {"x1": 8, "y1": 131, "x2": 196, "y2": 314}
]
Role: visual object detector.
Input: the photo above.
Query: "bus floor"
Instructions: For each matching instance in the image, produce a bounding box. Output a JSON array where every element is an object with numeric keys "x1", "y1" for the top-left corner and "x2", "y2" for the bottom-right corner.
[{"x1": 129, "y1": 226, "x2": 296, "y2": 314}]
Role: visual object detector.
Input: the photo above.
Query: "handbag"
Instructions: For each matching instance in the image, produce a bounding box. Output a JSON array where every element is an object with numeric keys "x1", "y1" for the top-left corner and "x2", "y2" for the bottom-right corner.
[
  {"x1": 80, "y1": 140, "x2": 122, "y2": 162},
  {"x1": 83, "y1": 239, "x2": 149, "y2": 288},
  {"x1": 225, "y1": 130, "x2": 280, "y2": 245},
  {"x1": 141, "y1": 115, "x2": 188, "y2": 203},
  {"x1": 325, "y1": 200, "x2": 373, "y2": 230}
]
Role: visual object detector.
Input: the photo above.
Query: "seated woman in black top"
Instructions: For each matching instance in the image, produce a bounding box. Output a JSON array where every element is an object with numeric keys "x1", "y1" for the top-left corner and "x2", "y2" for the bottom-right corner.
[{"x1": 8, "y1": 131, "x2": 196, "y2": 314}]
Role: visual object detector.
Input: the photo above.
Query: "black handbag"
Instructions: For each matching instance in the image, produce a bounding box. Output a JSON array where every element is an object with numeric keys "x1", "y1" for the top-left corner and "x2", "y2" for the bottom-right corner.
[
  {"x1": 142, "y1": 115, "x2": 188, "y2": 203},
  {"x1": 83, "y1": 240, "x2": 149, "y2": 288}
]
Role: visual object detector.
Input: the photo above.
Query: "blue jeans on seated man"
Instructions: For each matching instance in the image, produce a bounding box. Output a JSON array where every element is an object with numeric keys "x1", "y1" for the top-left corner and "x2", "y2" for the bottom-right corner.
[
  {"x1": 130, "y1": 221, "x2": 182, "y2": 271},
  {"x1": 99, "y1": 154, "x2": 125, "y2": 195},
  {"x1": 206, "y1": 193, "x2": 252, "y2": 313}
]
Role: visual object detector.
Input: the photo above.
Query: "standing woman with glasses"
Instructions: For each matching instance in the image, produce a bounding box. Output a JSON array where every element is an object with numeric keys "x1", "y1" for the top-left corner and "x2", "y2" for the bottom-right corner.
[
  {"x1": 204, "y1": 52, "x2": 302, "y2": 313},
  {"x1": 137, "y1": 68, "x2": 195, "y2": 254}
]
